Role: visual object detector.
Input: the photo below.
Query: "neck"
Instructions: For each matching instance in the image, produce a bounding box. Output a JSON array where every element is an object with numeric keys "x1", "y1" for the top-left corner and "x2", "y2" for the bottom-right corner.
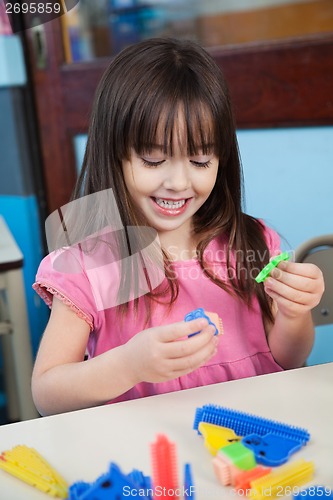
[{"x1": 158, "y1": 227, "x2": 198, "y2": 261}]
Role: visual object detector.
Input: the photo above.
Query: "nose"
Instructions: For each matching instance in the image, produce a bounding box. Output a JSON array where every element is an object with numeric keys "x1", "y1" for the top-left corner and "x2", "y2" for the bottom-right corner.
[{"x1": 163, "y1": 160, "x2": 191, "y2": 192}]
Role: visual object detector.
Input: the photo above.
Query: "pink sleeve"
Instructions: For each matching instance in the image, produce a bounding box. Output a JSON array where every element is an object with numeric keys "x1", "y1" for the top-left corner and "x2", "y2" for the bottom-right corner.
[{"x1": 33, "y1": 247, "x2": 97, "y2": 331}]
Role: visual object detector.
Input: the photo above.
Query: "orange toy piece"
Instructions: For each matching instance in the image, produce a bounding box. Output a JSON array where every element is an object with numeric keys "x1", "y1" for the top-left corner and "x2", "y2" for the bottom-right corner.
[{"x1": 234, "y1": 465, "x2": 272, "y2": 491}]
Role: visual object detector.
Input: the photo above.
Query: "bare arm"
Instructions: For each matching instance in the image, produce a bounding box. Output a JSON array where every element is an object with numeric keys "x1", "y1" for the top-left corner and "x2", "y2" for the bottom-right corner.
[
  {"x1": 32, "y1": 297, "x2": 218, "y2": 416},
  {"x1": 264, "y1": 260, "x2": 324, "y2": 369}
]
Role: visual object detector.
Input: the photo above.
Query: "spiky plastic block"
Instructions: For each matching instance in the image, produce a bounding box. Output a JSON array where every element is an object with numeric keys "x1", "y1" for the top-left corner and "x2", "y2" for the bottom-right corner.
[{"x1": 193, "y1": 405, "x2": 310, "y2": 444}]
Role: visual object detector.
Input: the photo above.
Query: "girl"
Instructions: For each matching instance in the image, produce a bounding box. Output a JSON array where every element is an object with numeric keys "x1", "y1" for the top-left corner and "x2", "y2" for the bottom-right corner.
[{"x1": 32, "y1": 38, "x2": 324, "y2": 416}]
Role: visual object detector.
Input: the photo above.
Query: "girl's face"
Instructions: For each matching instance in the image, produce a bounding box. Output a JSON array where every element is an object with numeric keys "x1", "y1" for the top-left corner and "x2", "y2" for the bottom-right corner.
[{"x1": 122, "y1": 115, "x2": 219, "y2": 240}]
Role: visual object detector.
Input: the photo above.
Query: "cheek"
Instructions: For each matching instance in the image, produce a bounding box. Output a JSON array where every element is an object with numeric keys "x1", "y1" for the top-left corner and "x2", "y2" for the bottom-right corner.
[
  {"x1": 196, "y1": 167, "x2": 219, "y2": 195},
  {"x1": 125, "y1": 171, "x2": 160, "y2": 199},
  {"x1": 133, "y1": 175, "x2": 157, "y2": 195}
]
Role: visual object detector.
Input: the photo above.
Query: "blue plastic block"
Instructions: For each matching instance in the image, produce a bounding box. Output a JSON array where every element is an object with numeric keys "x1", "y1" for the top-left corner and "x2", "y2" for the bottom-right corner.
[
  {"x1": 242, "y1": 433, "x2": 302, "y2": 466},
  {"x1": 193, "y1": 405, "x2": 310, "y2": 445},
  {"x1": 69, "y1": 463, "x2": 152, "y2": 499},
  {"x1": 184, "y1": 308, "x2": 218, "y2": 336},
  {"x1": 184, "y1": 463, "x2": 195, "y2": 498}
]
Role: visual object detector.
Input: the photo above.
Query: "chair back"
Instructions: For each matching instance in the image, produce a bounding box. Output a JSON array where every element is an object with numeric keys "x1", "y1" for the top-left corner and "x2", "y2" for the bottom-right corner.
[{"x1": 295, "y1": 235, "x2": 333, "y2": 326}]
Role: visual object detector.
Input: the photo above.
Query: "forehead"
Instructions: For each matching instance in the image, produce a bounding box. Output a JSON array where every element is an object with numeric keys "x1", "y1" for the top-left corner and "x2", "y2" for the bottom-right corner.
[{"x1": 139, "y1": 103, "x2": 216, "y2": 155}]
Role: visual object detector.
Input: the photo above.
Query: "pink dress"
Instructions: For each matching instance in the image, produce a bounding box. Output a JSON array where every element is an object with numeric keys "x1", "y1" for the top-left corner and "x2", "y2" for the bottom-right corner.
[{"x1": 33, "y1": 223, "x2": 283, "y2": 403}]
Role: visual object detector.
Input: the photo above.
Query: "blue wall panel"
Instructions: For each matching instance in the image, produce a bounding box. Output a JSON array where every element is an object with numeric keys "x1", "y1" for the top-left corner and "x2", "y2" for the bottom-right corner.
[{"x1": 238, "y1": 126, "x2": 333, "y2": 250}]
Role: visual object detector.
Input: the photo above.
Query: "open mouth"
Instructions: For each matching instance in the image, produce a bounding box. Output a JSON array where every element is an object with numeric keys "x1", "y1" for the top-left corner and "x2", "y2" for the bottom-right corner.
[
  {"x1": 154, "y1": 198, "x2": 187, "y2": 209},
  {"x1": 150, "y1": 197, "x2": 192, "y2": 215}
]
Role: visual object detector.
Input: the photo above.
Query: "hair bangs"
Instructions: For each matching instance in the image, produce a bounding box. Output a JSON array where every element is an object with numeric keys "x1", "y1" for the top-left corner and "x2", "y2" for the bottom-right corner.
[
  {"x1": 125, "y1": 77, "x2": 218, "y2": 159},
  {"x1": 184, "y1": 99, "x2": 217, "y2": 157}
]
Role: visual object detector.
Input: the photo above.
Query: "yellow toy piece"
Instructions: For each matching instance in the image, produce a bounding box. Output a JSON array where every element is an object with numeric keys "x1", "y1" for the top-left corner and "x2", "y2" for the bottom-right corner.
[
  {"x1": 0, "y1": 445, "x2": 68, "y2": 498},
  {"x1": 198, "y1": 422, "x2": 241, "y2": 456},
  {"x1": 249, "y1": 459, "x2": 314, "y2": 500}
]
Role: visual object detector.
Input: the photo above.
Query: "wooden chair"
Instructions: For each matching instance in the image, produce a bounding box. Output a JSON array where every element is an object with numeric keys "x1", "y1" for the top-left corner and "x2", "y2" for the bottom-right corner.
[{"x1": 295, "y1": 234, "x2": 333, "y2": 326}]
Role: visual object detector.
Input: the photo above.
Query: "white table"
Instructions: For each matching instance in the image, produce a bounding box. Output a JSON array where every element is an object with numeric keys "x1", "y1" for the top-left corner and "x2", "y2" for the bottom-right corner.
[
  {"x1": 0, "y1": 215, "x2": 39, "y2": 421},
  {"x1": 0, "y1": 363, "x2": 332, "y2": 499}
]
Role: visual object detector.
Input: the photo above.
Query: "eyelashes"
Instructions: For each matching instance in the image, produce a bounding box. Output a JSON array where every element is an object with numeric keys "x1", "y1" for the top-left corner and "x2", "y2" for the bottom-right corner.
[
  {"x1": 141, "y1": 159, "x2": 165, "y2": 168},
  {"x1": 141, "y1": 159, "x2": 212, "y2": 169},
  {"x1": 190, "y1": 160, "x2": 212, "y2": 168}
]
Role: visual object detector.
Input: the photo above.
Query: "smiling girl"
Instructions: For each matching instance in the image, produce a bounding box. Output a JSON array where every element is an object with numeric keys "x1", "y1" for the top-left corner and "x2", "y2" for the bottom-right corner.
[{"x1": 32, "y1": 38, "x2": 324, "y2": 416}]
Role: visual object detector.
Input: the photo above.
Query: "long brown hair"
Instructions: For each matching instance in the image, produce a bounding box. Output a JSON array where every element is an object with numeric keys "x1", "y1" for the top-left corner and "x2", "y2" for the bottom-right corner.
[{"x1": 73, "y1": 38, "x2": 274, "y2": 325}]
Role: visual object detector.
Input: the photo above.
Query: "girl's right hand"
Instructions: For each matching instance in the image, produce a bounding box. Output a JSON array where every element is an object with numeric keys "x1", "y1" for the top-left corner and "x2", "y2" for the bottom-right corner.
[{"x1": 123, "y1": 318, "x2": 219, "y2": 384}]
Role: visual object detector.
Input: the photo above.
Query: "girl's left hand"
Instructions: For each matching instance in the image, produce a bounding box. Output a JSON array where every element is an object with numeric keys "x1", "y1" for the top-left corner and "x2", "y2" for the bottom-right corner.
[{"x1": 263, "y1": 260, "x2": 325, "y2": 319}]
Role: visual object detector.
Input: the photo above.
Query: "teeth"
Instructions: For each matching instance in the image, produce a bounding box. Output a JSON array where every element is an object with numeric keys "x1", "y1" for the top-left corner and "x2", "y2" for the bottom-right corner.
[{"x1": 155, "y1": 198, "x2": 186, "y2": 209}]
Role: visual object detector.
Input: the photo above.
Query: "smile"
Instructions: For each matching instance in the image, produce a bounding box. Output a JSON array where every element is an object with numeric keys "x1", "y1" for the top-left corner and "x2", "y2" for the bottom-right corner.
[
  {"x1": 155, "y1": 198, "x2": 186, "y2": 209},
  {"x1": 150, "y1": 197, "x2": 191, "y2": 216}
]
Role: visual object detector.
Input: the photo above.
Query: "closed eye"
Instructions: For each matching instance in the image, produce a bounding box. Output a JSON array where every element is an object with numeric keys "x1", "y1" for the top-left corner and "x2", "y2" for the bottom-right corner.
[
  {"x1": 190, "y1": 160, "x2": 212, "y2": 168},
  {"x1": 141, "y1": 158, "x2": 165, "y2": 168}
]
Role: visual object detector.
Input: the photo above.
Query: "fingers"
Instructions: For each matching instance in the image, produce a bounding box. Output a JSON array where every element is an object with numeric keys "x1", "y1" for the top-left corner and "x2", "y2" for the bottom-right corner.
[
  {"x1": 272, "y1": 260, "x2": 323, "y2": 280},
  {"x1": 264, "y1": 261, "x2": 324, "y2": 314},
  {"x1": 154, "y1": 321, "x2": 219, "y2": 379},
  {"x1": 264, "y1": 276, "x2": 313, "y2": 305},
  {"x1": 266, "y1": 262, "x2": 323, "y2": 294},
  {"x1": 165, "y1": 332, "x2": 219, "y2": 377},
  {"x1": 166, "y1": 324, "x2": 218, "y2": 359},
  {"x1": 158, "y1": 317, "x2": 210, "y2": 342},
  {"x1": 128, "y1": 319, "x2": 220, "y2": 384}
]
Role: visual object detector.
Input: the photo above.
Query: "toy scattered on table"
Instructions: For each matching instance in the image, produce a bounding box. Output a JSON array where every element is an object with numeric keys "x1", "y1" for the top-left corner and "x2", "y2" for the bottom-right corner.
[
  {"x1": 234, "y1": 466, "x2": 272, "y2": 491},
  {"x1": 212, "y1": 455, "x2": 240, "y2": 487},
  {"x1": 127, "y1": 468, "x2": 153, "y2": 493},
  {"x1": 1, "y1": 435, "x2": 195, "y2": 500},
  {"x1": 215, "y1": 442, "x2": 256, "y2": 471},
  {"x1": 212, "y1": 442, "x2": 256, "y2": 486},
  {"x1": 150, "y1": 434, "x2": 179, "y2": 499},
  {"x1": 242, "y1": 433, "x2": 303, "y2": 466},
  {"x1": 0, "y1": 445, "x2": 68, "y2": 498},
  {"x1": 248, "y1": 459, "x2": 314, "y2": 500},
  {"x1": 150, "y1": 435, "x2": 196, "y2": 499},
  {"x1": 0, "y1": 409, "x2": 323, "y2": 500},
  {"x1": 183, "y1": 463, "x2": 195, "y2": 498},
  {"x1": 198, "y1": 422, "x2": 241, "y2": 455},
  {"x1": 255, "y1": 251, "x2": 290, "y2": 283},
  {"x1": 70, "y1": 433, "x2": 194, "y2": 499},
  {"x1": 194, "y1": 405, "x2": 317, "y2": 497},
  {"x1": 69, "y1": 462, "x2": 152, "y2": 499},
  {"x1": 194, "y1": 404, "x2": 310, "y2": 445},
  {"x1": 184, "y1": 308, "x2": 223, "y2": 337},
  {"x1": 293, "y1": 486, "x2": 333, "y2": 498}
]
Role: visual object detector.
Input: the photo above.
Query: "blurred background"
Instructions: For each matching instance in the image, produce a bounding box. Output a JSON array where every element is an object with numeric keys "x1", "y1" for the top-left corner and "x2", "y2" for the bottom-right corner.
[{"x1": 0, "y1": 0, "x2": 332, "y2": 423}]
